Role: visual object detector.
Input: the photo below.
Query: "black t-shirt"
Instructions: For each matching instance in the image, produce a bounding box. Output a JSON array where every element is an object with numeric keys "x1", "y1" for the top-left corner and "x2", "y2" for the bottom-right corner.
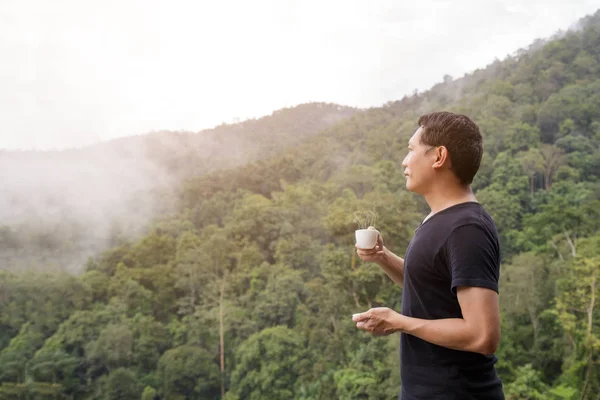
[{"x1": 400, "y1": 202, "x2": 504, "y2": 400}]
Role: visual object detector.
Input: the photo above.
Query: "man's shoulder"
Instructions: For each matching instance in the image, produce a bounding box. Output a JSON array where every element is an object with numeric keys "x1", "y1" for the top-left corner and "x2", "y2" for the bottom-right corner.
[
  {"x1": 437, "y1": 202, "x2": 497, "y2": 231},
  {"x1": 423, "y1": 203, "x2": 499, "y2": 254},
  {"x1": 412, "y1": 203, "x2": 498, "y2": 254}
]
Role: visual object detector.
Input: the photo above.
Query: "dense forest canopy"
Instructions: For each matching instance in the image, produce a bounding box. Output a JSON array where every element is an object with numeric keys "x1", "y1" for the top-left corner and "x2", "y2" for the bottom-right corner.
[{"x1": 1, "y1": 10, "x2": 600, "y2": 400}]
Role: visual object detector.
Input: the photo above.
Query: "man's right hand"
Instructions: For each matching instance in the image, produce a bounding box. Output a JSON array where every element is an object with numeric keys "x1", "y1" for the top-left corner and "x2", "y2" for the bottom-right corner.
[{"x1": 356, "y1": 226, "x2": 386, "y2": 264}]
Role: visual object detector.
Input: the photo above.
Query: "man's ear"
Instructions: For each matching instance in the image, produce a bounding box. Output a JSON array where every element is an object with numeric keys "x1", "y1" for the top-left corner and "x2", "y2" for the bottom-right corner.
[{"x1": 432, "y1": 146, "x2": 451, "y2": 169}]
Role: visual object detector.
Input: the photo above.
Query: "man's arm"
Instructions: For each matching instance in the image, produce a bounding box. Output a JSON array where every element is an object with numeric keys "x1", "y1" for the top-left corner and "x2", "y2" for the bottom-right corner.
[
  {"x1": 378, "y1": 247, "x2": 405, "y2": 287},
  {"x1": 399, "y1": 286, "x2": 500, "y2": 355},
  {"x1": 355, "y1": 227, "x2": 405, "y2": 287},
  {"x1": 354, "y1": 286, "x2": 501, "y2": 355}
]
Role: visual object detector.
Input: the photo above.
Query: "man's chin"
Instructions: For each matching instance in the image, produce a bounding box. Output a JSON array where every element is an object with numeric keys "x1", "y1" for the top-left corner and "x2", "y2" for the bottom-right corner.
[{"x1": 405, "y1": 182, "x2": 421, "y2": 195}]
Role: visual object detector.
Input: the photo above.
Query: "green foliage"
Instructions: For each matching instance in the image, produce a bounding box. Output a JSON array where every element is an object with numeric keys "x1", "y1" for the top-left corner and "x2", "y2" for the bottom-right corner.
[
  {"x1": 141, "y1": 385, "x2": 157, "y2": 400},
  {"x1": 0, "y1": 323, "x2": 44, "y2": 383},
  {"x1": 228, "y1": 326, "x2": 305, "y2": 400},
  {"x1": 104, "y1": 367, "x2": 142, "y2": 400},
  {"x1": 86, "y1": 323, "x2": 134, "y2": 371},
  {"x1": 156, "y1": 346, "x2": 220, "y2": 400},
  {"x1": 504, "y1": 364, "x2": 549, "y2": 400},
  {"x1": 1, "y1": 10, "x2": 600, "y2": 400},
  {"x1": 547, "y1": 384, "x2": 578, "y2": 400}
]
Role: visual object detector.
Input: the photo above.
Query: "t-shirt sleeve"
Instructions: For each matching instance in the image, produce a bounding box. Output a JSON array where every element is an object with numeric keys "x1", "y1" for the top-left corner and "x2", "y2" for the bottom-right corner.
[{"x1": 445, "y1": 224, "x2": 500, "y2": 294}]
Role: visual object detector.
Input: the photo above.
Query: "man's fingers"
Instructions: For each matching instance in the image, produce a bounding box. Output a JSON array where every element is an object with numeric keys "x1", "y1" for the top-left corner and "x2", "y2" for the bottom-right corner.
[
  {"x1": 356, "y1": 243, "x2": 380, "y2": 252},
  {"x1": 355, "y1": 320, "x2": 372, "y2": 331},
  {"x1": 354, "y1": 309, "x2": 393, "y2": 335},
  {"x1": 367, "y1": 226, "x2": 384, "y2": 247},
  {"x1": 356, "y1": 319, "x2": 380, "y2": 334},
  {"x1": 352, "y1": 312, "x2": 369, "y2": 322},
  {"x1": 356, "y1": 247, "x2": 378, "y2": 255}
]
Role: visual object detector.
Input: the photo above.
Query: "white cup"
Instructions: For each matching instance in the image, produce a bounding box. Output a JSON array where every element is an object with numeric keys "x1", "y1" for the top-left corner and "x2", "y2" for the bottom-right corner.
[{"x1": 355, "y1": 229, "x2": 379, "y2": 249}]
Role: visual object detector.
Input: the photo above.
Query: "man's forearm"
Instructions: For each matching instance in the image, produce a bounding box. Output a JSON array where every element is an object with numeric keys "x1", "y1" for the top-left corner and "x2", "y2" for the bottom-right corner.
[
  {"x1": 377, "y1": 247, "x2": 405, "y2": 287},
  {"x1": 395, "y1": 315, "x2": 497, "y2": 355}
]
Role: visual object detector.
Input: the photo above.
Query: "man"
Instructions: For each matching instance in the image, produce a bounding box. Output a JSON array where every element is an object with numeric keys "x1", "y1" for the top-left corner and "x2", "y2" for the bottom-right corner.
[{"x1": 353, "y1": 111, "x2": 504, "y2": 399}]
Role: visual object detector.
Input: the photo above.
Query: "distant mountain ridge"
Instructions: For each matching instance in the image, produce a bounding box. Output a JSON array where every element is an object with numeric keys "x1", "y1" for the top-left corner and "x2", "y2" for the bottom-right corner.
[
  {"x1": 2, "y1": 8, "x2": 600, "y2": 273},
  {"x1": 0, "y1": 102, "x2": 357, "y2": 271},
  {"x1": 1, "y1": 9, "x2": 600, "y2": 399}
]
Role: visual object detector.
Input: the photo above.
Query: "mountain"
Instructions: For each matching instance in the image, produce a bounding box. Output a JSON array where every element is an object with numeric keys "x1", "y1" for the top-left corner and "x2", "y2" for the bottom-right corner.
[
  {"x1": 1, "y1": 9, "x2": 600, "y2": 400},
  {"x1": 0, "y1": 102, "x2": 357, "y2": 272}
]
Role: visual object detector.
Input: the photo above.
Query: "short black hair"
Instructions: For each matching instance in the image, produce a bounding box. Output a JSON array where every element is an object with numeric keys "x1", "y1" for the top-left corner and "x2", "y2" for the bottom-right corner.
[{"x1": 418, "y1": 111, "x2": 483, "y2": 185}]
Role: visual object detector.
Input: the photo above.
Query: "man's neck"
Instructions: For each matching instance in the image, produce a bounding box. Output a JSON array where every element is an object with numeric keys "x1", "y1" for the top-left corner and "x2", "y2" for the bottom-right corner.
[{"x1": 423, "y1": 183, "x2": 477, "y2": 214}]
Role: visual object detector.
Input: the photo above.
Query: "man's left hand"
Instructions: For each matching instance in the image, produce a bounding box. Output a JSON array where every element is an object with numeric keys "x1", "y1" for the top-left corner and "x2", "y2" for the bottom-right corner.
[{"x1": 352, "y1": 307, "x2": 404, "y2": 336}]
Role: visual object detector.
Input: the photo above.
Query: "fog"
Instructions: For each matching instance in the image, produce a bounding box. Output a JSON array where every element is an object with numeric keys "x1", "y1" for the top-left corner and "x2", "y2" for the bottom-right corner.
[
  {"x1": 2, "y1": 1, "x2": 599, "y2": 271},
  {"x1": 0, "y1": 136, "x2": 179, "y2": 272},
  {"x1": 0, "y1": 102, "x2": 357, "y2": 272},
  {"x1": 2, "y1": 1, "x2": 600, "y2": 150}
]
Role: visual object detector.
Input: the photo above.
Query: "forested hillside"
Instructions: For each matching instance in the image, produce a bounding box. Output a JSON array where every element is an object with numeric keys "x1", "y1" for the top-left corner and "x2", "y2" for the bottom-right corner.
[
  {"x1": 1, "y1": 10, "x2": 600, "y2": 400},
  {"x1": 0, "y1": 103, "x2": 356, "y2": 272}
]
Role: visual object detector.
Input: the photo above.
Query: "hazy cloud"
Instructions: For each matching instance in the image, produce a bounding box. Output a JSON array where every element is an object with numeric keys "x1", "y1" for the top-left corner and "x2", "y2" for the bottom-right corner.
[{"x1": 1, "y1": 0, "x2": 599, "y2": 150}]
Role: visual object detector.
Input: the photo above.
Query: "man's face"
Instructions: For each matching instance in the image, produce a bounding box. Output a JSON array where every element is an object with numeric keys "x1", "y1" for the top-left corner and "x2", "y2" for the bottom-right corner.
[{"x1": 402, "y1": 127, "x2": 437, "y2": 194}]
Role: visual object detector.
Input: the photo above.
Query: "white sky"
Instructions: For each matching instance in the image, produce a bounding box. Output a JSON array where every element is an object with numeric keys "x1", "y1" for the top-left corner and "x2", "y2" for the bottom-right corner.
[{"x1": 1, "y1": 0, "x2": 599, "y2": 150}]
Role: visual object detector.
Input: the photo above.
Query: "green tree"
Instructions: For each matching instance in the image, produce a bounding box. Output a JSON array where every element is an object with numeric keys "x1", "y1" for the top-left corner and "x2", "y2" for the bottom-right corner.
[
  {"x1": 227, "y1": 326, "x2": 306, "y2": 400},
  {"x1": 141, "y1": 386, "x2": 157, "y2": 400},
  {"x1": 505, "y1": 122, "x2": 541, "y2": 153},
  {"x1": 85, "y1": 322, "x2": 134, "y2": 374},
  {"x1": 28, "y1": 349, "x2": 82, "y2": 396},
  {"x1": 156, "y1": 346, "x2": 220, "y2": 400},
  {"x1": 131, "y1": 314, "x2": 170, "y2": 373},
  {"x1": 251, "y1": 265, "x2": 305, "y2": 329},
  {"x1": 554, "y1": 248, "x2": 600, "y2": 400},
  {"x1": 104, "y1": 367, "x2": 141, "y2": 400},
  {"x1": 0, "y1": 323, "x2": 44, "y2": 383},
  {"x1": 504, "y1": 364, "x2": 549, "y2": 400},
  {"x1": 500, "y1": 253, "x2": 552, "y2": 343},
  {"x1": 108, "y1": 266, "x2": 154, "y2": 317}
]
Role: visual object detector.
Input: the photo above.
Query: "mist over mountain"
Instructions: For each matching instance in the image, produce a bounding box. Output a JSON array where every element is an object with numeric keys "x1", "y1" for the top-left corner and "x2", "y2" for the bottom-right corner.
[
  {"x1": 1, "y1": 8, "x2": 600, "y2": 400},
  {"x1": 0, "y1": 102, "x2": 356, "y2": 272}
]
